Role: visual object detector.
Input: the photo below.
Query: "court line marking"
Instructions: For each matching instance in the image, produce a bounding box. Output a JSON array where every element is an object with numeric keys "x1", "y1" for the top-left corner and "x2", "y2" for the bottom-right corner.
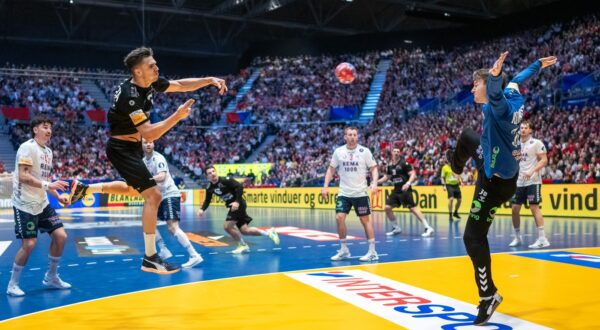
[{"x1": 3, "y1": 245, "x2": 598, "y2": 324}]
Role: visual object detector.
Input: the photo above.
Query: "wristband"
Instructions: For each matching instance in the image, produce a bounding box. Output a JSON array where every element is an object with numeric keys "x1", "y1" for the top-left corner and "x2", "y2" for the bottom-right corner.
[{"x1": 42, "y1": 181, "x2": 50, "y2": 191}]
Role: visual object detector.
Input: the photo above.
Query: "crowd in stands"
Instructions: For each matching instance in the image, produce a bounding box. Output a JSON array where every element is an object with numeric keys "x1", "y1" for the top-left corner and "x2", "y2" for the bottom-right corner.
[{"x1": 1, "y1": 14, "x2": 599, "y2": 187}]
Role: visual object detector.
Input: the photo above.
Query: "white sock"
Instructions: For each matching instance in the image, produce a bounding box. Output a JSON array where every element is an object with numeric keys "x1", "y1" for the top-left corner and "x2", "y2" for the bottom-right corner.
[
  {"x1": 257, "y1": 229, "x2": 268, "y2": 236},
  {"x1": 537, "y1": 226, "x2": 545, "y2": 239},
  {"x1": 9, "y1": 263, "x2": 24, "y2": 284},
  {"x1": 87, "y1": 183, "x2": 104, "y2": 194},
  {"x1": 514, "y1": 228, "x2": 522, "y2": 240},
  {"x1": 47, "y1": 255, "x2": 60, "y2": 277},
  {"x1": 389, "y1": 220, "x2": 398, "y2": 229},
  {"x1": 368, "y1": 239, "x2": 376, "y2": 253},
  {"x1": 340, "y1": 239, "x2": 348, "y2": 251},
  {"x1": 421, "y1": 217, "x2": 431, "y2": 228},
  {"x1": 155, "y1": 230, "x2": 167, "y2": 250},
  {"x1": 239, "y1": 237, "x2": 247, "y2": 245},
  {"x1": 174, "y1": 227, "x2": 198, "y2": 256},
  {"x1": 143, "y1": 233, "x2": 157, "y2": 256}
]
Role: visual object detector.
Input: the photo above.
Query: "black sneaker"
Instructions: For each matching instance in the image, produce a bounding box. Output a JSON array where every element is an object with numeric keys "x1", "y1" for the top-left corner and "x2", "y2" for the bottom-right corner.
[
  {"x1": 141, "y1": 254, "x2": 180, "y2": 275},
  {"x1": 446, "y1": 149, "x2": 462, "y2": 175},
  {"x1": 69, "y1": 180, "x2": 89, "y2": 204},
  {"x1": 453, "y1": 211, "x2": 461, "y2": 220},
  {"x1": 474, "y1": 292, "x2": 503, "y2": 325}
]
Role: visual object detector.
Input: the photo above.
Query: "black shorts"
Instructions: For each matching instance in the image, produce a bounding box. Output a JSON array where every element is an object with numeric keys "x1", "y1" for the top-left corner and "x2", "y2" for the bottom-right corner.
[
  {"x1": 446, "y1": 184, "x2": 462, "y2": 199},
  {"x1": 158, "y1": 197, "x2": 181, "y2": 221},
  {"x1": 14, "y1": 205, "x2": 63, "y2": 239},
  {"x1": 386, "y1": 190, "x2": 416, "y2": 209},
  {"x1": 510, "y1": 184, "x2": 542, "y2": 205},
  {"x1": 226, "y1": 200, "x2": 253, "y2": 229},
  {"x1": 106, "y1": 138, "x2": 156, "y2": 193},
  {"x1": 336, "y1": 196, "x2": 371, "y2": 216}
]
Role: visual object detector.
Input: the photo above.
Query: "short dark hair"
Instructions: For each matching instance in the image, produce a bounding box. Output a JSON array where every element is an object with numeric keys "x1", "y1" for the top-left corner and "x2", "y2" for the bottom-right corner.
[
  {"x1": 30, "y1": 115, "x2": 52, "y2": 136},
  {"x1": 205, "y1": 165, "x2": 216, "y2": 172},
  {"x1": 473, "y1": 69, "x2": 509, "y2": 89},
  {"x1": 344, "y1": 126, "x2": 358, "y2": 134},
  {"x1": 124, "y1": 47, "x2": 153, "y2": 71},
  {"x1": 521, "y1": 120, "x2": 535, "y2": 130}
]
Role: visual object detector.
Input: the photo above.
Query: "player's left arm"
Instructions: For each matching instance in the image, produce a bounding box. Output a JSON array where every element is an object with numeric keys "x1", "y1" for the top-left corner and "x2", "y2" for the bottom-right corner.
[
  {"x1": 166, "y1": 77, "x2": 228, "y2": 95},
  {"x1": 369, "y1": 164, "x2": 379, "y2": 194},
  {"x1": 404, "y1": 170, "x2": 417, "y2": 191},
  {"x1": 153, "y1": 172, "x2": 167, "y2": 183},
  {"x1": 524, "y1": 143, "x2": 548, "y2": 180},
  {"x1": 509, "y1": 56, "x2": 557, "y2": 89}
]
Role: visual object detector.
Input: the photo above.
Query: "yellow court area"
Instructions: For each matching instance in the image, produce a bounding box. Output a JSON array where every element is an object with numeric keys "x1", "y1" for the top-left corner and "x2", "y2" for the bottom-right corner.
[{"x1": 4, "y1": 247, "x2": 598, "y2": 330}]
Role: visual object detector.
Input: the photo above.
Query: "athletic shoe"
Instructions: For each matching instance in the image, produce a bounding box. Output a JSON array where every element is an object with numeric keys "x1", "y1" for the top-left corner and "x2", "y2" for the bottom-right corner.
[
  {"x1": 474, "y1": 292, "x2": 503, "y2": 325},
  {"x1": 69, "y1": 180, "x2": 89, "y2": 204},
  {"x1": 43, "y1": 273, "x2": 71, "y2": 289},
  {"x1": 422, "y1": 227, "x2": 434, "y2": 237},
  {"x1": 359, "y1": 251, "x2": 379, "y2": 262},
  {"x1": 6, "y1": 282, "x2": 25, "y2": 297},
  {"x1": 267, "y1": 227, "x2": 280, "y2": 245},
  {"x1": 158, "y1": 247, "x2": 173, "y2": 260},
  {"x1": 232, "y1": 243, "x2": 250, "y2": 254},
  {"x1": 508, "y1": 237, "x2": 522, "y2": 247},
  {"x1": 330, "y1": 249, "x2": 351, "y2": 261},
  {"x1": 386, "y1": 226, "x2": 402, "y2": 236},
  {"x1": 453, "y1": 211, "x2": 461, "y2": 220},
  {"x1": 182, "y1": 254, "x2": 203, "y2": 268},
  {"x1": 528, "y1": 237, "x2": 550, "y2": 249},
  {"x1": 141, "y1": 254, "x2": 180, "y2": 274}
]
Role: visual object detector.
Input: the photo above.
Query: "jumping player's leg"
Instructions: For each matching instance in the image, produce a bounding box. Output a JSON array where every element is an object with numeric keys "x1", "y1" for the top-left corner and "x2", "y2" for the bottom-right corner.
[{"x1": 447, "y1": 128, "x2": 481, "y2": 174}]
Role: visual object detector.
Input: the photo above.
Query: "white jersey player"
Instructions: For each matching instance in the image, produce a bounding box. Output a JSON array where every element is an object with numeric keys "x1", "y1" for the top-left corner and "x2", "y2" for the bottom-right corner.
[
  {"x1": 142, "y1": 139, "x2": 202, "y2": 268},
  {"x1": 509, "y1": 120, "x2": 549, "y2": 248},
  {"x1": 322, "y1": 126, "x2": 379, "y2": 262},
  {"x1": 7, "y1": 116, "x2": 72, "y2": 297}
]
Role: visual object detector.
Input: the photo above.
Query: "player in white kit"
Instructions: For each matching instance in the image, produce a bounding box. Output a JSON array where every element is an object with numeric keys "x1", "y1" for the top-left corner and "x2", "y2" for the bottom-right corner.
[
  {"x1": 322, "y1": 126, "x2": 379, "y2": 262},
  {"x1": 7, "y1": 116, "x2": 72, "y2": 297},
  {"x1": 509, "y1": 120, "x2": 550, "y2": 248},
  {"x1": 142, "y1": 139, "x2": 203, "y2": 268}
]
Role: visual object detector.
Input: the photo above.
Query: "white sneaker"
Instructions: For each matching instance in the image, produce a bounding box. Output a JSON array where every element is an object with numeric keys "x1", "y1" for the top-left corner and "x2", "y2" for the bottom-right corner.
[
  {"x1": 386, "y1": 226, "x2": 402, "y2": 236},
  {"x1": 422, "y1": 227, "x2": 434, "y2": 237},
  {"x1": 6, "y1": 282, "x2": 25, "y2": 297},
  {"x1": 330, "y1": 249, "x2": 351, "y2": 261},
  {"x1": 43, "y1": 274, "x2": 71, "y2": 289},
  {"x1": 182, "y1": 254, "x2": 204, "y2": 268},
  {"x1": 528, "y1": 237, "x2": 550, "y2": 249},
  {"x1": 267, "y1": 227, "x2": 280, "y2": 245},
  {"x1": 359, "y1": 251, "x2": 379, "y2": 262},
  {"x1": 232, "y1": 243, "x2": 250, "y2": 254},
  {"x1": 158, "y1": 248, "x2": 173, "y2": 260},
  {"x1": 509, "y1": 237, "x2": 522, "y2": 247}
]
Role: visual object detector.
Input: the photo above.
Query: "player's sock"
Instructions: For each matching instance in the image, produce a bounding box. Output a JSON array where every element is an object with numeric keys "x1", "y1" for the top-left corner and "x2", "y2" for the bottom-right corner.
[
  {"x1": 174, "y1": 227, "x2": 198, "y2": 256},
  {"x1": 9, "y1": 263, "x2": 24, "y2": 285},
  {"x1": 47, "y1": 255, "x2": 60, "y2": 277},
  {"x1": 340, "y1": 238, "x2": 348, "y2": 251},
  {"x1": 537, "y1": 226, "x2": 545, "y2": 239},
  {"x1": 514, "y1": 228, "x2": 522, "y2": 241},
  {"x1": 144, "y1": 233, "x2": 157, "y2": 256},
  {"x1": 368, "y1": 239, "x2": 376, "y2": 253},
  {"x1": 87, "y1": 183, "x2": 104, "y2": 194},
  {"x1": 155, "y1": 230, "x2": 167, "y2": 251}
]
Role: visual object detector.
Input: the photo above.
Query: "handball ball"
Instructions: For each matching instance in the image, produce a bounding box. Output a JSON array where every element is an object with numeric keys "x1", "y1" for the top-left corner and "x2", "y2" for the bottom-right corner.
[{"x1": 335, "y1": 62, "x2": 356, "y2": 84}]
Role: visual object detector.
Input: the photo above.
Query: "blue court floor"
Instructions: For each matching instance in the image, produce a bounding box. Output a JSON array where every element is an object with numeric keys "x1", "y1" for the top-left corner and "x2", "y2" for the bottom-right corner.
[{"x1": 0, "y1": 205, "x2": 598, "y2": 326}]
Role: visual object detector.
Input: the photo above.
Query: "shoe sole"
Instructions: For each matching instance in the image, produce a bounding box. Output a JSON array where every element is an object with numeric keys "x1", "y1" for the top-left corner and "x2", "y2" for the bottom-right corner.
[
  {"x1": 67, "y1": 180, "x2": 78, "y2": 203},
  {"x1": 529, "y1": 244, "x2": 550, "y2": 249},
  {"x1": 182, "y1": 258, "x2": 204, "y2": 268},
  {"x1": 331, "y1": 254, "x2": 351, "y2": 261},
  {"x1": 474, "y1": 295, "x2": 503, "y2": 326},
  {"x1": 359, "y1": 257, "x2": 379, "y2": 262},
  {"x1": 7, "y1": 291, "x2": 25, "y2": 297},
  {"x1": 140, "y1": 266, "x2": 181, "y2": 275}
]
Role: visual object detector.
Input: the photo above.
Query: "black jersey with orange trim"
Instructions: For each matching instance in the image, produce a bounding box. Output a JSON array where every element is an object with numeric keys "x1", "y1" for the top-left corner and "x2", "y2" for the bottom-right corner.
[{"x1": 107, "y1": 77, "x2": 170, "y2": 135}]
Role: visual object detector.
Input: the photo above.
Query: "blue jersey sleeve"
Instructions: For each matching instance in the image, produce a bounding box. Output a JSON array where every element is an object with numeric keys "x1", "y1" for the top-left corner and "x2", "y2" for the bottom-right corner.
[
  {"x1": 510, "y1": 60, "x2": 542, "y2": 85},
  {"x1": 487, "y1": 74, "x2": 509, "y2": 117}
]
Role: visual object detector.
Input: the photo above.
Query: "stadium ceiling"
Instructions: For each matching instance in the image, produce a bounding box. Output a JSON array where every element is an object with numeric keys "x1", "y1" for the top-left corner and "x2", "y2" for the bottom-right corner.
[{"x1": 1, "y1": 0, "x2": 560, "y2": 57}]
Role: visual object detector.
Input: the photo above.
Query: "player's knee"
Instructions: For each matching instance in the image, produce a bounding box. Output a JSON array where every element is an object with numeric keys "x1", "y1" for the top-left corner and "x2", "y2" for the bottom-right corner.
[
  {"x1": 21, "y1": 239, "x2": 37, "y2": 252},
  {"x1": 463, "y1": 232, "x2": 481, "y2": 254},
  {"x1": 335, "y1": 214, "x2": 345, "y2": 222},
  {"x1": 146, "y1": 189, "x2": 162, "y2": 204},
  {"x1": 167, "y1": 221, "x2": 178, "y2": 234},
  {"x1": 53, "y1": 229, "x2": 67, "y2": 244}
]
